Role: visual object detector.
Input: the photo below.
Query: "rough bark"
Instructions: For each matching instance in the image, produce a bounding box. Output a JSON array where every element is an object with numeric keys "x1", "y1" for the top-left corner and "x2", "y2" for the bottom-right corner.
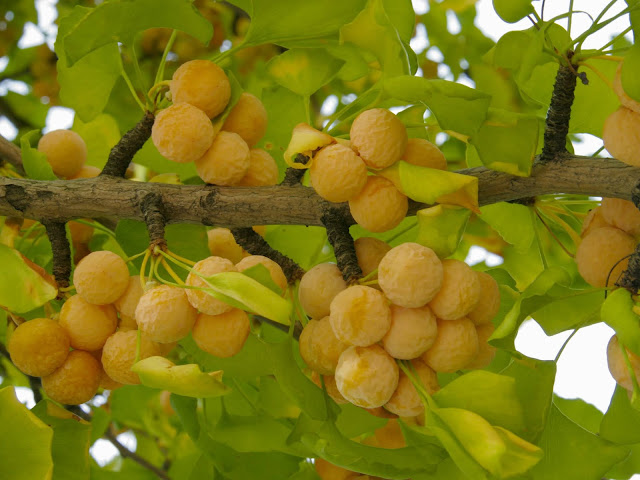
[
  {"x1": 540, "y1": 64, "x2": 578, "y2": 162},
  {"x1": 321, "y1": 206, "x2": 362, "y2": 285},
  {"x1": 101, "y1": 112, "x2": 155, "y2": 178}
]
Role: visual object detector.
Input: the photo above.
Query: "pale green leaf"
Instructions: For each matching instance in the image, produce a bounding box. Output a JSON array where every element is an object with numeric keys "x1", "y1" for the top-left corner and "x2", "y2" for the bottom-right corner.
[
  {"x1": 492, "y1": 0, "x2": 534, "y2": 23},
  {"x1": 416, "y1": 205, "x2": 471, "y2": 258},
  {"x1": 267, "y1": 49, "x2": 345, "y2": 97},
  {"x1": 601, "y1": 288, "x2": 640, "y2": 357},
  {"x1": 20, "y1": 130, "x2": 57, "y2": 180}
]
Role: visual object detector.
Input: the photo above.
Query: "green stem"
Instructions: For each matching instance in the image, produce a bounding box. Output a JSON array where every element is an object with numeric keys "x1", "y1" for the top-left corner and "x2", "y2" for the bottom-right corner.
[
  {"x1": 211, "y1": 42, "x2": 245, "y2": 64},
  {"x1": 130, "y1": 43, "x2": 150, "y2": 107},
  {"x1": 119, "y1": 55, "x2": 147, "y2": 114},
  {"x1": 74, "y1": 219, "x2": 116, "y2": 238},
  {"x1": 155, "y1": 29, "x2": 178, "y2": 85},
  {"x1": 568, "y1": 0, "x2": 574, "y2": 36},
  {"x1": 554, "y1": 326, "x2": 580, "y2": 363},
  {"x1": 533, "y1": 209, "x2": 549, "y2": 269},
  {"x1": 600, "y1": 26, "x2": 633, "y2": 52},
  {"x1": 574, "y1": 3, "x2": 640, "y2": 51},
  {"x1": 384, "y1": 218, "x2": 418, "y2": 243}
]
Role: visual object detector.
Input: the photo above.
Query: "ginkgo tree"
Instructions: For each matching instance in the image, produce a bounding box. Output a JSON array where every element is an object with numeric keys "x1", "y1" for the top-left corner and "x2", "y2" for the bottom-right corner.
[{"x1": 1, "y1": 0, "x2": 640, "y2": 479}]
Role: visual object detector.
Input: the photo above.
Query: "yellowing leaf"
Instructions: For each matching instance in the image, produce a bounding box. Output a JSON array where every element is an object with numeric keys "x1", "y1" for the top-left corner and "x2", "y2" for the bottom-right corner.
[
  {"x1": 267, "y1": 49, "x2": 345, "y2": 96},
  {"x1": 416, "y1": 205, "x2": 471, "y2": 258},
  {"x1": 283, "y1": 123, "x2": 334, "y2": 168}
]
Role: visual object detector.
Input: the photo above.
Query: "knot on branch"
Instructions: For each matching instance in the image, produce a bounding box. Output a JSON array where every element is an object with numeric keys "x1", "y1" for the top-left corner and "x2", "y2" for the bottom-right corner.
[
  {"x1": 42, "y1": 221, "x2": 71, "y2": 292},
  {"x1": 139, "y1": 192, "x2": 167, "y2": 251},
  {"x1": 617, "y1": 244, "x2": 640, "y2": 294},
  {"x1": 281, "y1": 154, "x2": 310, "y2": 186},
  {"x1": 321, "y1": 206, "x2": 362, "y2": 285},
  {"x1": 101, "y1": 111, "x2": 154, "y2": 178},
  {"x1": 540, "y1": 64, "x2": 578, "y2": 163}
]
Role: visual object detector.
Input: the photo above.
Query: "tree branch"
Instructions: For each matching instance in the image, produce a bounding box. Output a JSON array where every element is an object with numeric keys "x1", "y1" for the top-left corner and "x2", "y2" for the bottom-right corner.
[
  {"x1": 100, "y1": 112, "x2": 155, "y2": 178},
  {"x1": 139, "y1": 192, "x2": 167, "y2": 251},
  {"x1": 0, "y1": 134, "x2": 25, "y2": 175},
  {"x1": 540, "y1": 64, "x2": 578, "y2": 162},
  {"x1": 42, "y1": 221, "x2": 71, "y2": 290},
  {"x1": 281, "y1": 154, "x2": 310, "y2": 186},
  {"x1": 321, "y1": 206, "x2": 362, "y2": 285}
]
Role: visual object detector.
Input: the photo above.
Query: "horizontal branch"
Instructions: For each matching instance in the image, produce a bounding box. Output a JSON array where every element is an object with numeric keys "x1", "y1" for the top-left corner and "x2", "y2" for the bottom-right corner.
[{"x1": 0, "y1": 157, "x2": 638, "y2": 227}]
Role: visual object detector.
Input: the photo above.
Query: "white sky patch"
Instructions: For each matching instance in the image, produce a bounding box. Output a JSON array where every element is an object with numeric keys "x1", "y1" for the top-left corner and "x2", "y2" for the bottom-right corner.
[{"x1": 43, "y1": 106, "x2": 74, "y2": 133}]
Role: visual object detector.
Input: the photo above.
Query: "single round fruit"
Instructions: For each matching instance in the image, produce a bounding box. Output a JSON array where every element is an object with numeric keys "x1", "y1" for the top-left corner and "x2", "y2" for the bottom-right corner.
[
  {"x1": 354, "y1": 237, "x2": 391, "y2": 278},
  {"x1": 467, "y1": 271, "x2": 500, "y2": 326},
  {"x1": 113, "y1": 275, "x2": 144, "y2": 320},
  {"x1": 68, "y1": 221, "x2": 93, "y2": 244},
  {"x1": 400, "y1": 138, "x2": 447, "y2": 170},
  {"x1": 191, "y1": 309, "x2": 250, "y2": 358},
  {"x1": 309, "y1": 144, "x2": 368, "y2": 203},
  {"x1": 236, "y1": 149, "x2": 279, "y2": 186},
  {"x1": 69, "y1": 165, "x2": 100, "y2": 179},
  {"x1": 41, "y1": 350, "x2": 101, "y2": 405},
  {"x1": 207, "y1": 228, "x2": 245, "y2": 264},
  {"x1": 607, "y1": 334, "x2": 640, "y2": 391},
  {"x1": 384, "y1": 359, "x2": 439, "y2": 417},
  {"x1": 575, "y1": 226, "x2": 636, "y2": 288},
  {"x1": 382, "y1": 305, "x2": 438, "y2": 359},
  {"x1": 603, "y1": 106, "x2": 640, "y2": 167},
  {"x1": 349, "y1": 176, "x2": 408, "y2": 233},
  {"x1": 73, "y1": 250, "x2": 130, "y2": 305},
  {"x1": 8, "y1": 318, "x2": 70, "y2": 377},
  {"x1": 298, "y1": 263, "x2": 347, "y2": 320},
  {"x1": 613, "y1": 62, "x2": 640, "y2": 114},
  {"x1": 329, "y1": 285, "x2": 391, "y2": 346},
  {"x1": 466, "y1": 323, "x2": 497, "y2": 369},
  {"x1": 581, "y1": 206, "x2": 610, "y2": 238},
  {"x1": 335, "y1": 344, "x2": 399, "y2": 408},
  {"x1": 186, "y1": 256, "x2": 237, "y2": 315},
  {"x1": 195, "y1": 131, "x2": 250, "y2": 185},
  {"x1": 221, "y1": 92, "x2": 268, "y2": 147},
  {"x1": 378, "y1": 242, "x2": 443, "y2": 308},
  {"x1": 170, "y1": 59, "x2": 231, "y2": 118},
  {"x1": 299, "y1": 317, "x2": 349, "y2": 375},
  {"x1": 37, "y1": 129, "x2": 86, "y2": 178},
  {"x1": 136, "y1": 285, "x2": 197, "y2": 343},
  {"x1": 101, "y1": 330, "x2": 162, "y2": 385},
  {"x1": 422, "y1": 318, "x2": 479, "y2": 373},
  {"x1": 152, "y1": 103, "x2": 214, "y2": 163},
  {"x1": 311, "y1": 372, "x2": 348, "y2": 404},
  {"x1": 236, "y1": 255, "x2": 288, "y2": 293},
  {"x1": 350, "y1": 109, "x2": 407, "y2": 169},
  {"x1": 601, "y1": 198, "x2": 640, "y2": 238},
  {"x1": 59, "y1": 294, "x2": 118, "y2": 351},
  {"x1": 428, "y1": 259, "x2": 481, "y2": 321}
]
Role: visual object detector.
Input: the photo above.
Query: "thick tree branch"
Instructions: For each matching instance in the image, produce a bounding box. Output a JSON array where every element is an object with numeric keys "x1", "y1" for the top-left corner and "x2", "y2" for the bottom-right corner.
[
  {"x1": 321, "y1": 206, "x2": 362, "y2": 285},
  {"x1": 0, "y1": 134, "x2": 25, "y2": 175},
  {"x1": 281, "y1": 154, "x2": 310, "y2": 186},
  {"x1": 100, "y1": 111, "x2": 154, "y2": 178},
  {"x1": 139, "y1": 192, "x2": 167, "y2": 251},
  {"x1": 42, "y1": 221, "x2": 71, "y2": 290},
  {"x1": 540, "y1": 64, "x2": 578, "y2": 162}
]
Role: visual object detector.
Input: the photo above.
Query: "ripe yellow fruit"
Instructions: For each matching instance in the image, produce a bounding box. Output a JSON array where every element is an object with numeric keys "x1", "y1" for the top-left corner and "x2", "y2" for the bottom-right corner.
[
  {"x1": 466, "y1": 323, "x2": 497, "y2": 370},
  {"x1": 422, "y1": 318, "x2": 479, "y2": 373},
  {"x1": 581, "y1": 206, "x2": 610, "y2": 238},
  {"x1": 170, "y1": 59, "x2": 231, "y2": 118},
  {"x1": 207, "y1": 228, "x2": 245, "y2": 264},
  {"x1": 309, "y1": 144, "x2": 368, "y2": 203},
  {"x1": 73, "y1": 250, "x2": 130, "y2": 305},
  {"x1": 221, "y1": 92, "x2": 268, "y2": 147},
  {"x1": 613, "y1": 62, "x2": 640, "y2": 114},
  {"x1": 335, "y1": 344, "x2": 399, "y2": 408},
  {"x1": 314, "y1": 458, "x2": 354, "y2": 480},
  {"x1": 191, "y1": 309, "x2": 250, "y2": 358},
  {"x1": 118, "y1": 314, "x2": 138, "y2": 331},
  {"x1": 101, "y1": 330, "x2": 162, "y2": 385},
  {"x1": 354, "y1": 237, "x2": 391, "y2": 278},
  {"x1": 349, "y1": 176, "x2": 408, "y2": 233},
  {"x1": 69, "y1": 165, "x2": 100, "y2": 179},
  {"x1": 378, "y1": 242, "x2": 443, "y2": 308},
  {"x1": 608, "y1": 335, "x2": 640, "y2": 391},
  {"x1": 299, "y1": 317, "x2": 350, "y2": 375},
  {"x1": 37, "y1": 129, "x2": 86, "y2": 178},
  {"x1": 601, "y1": 198, "x2": 640, "y2": 238},
  {"x1": 311, "y1": 372, "x2": 348, "y2": 404},
  {"x1": 59, "y1": 295, "x2": 118, "y2": 351},
  {"x1": 382, "y1": 305, "x2": 438, "y2": 359},
  {"x1": 41, "y1": 350, "x2": 101, "y2": 405},
  {"x1": 195, "y1": 131, "x2": 250, "y2": 185},
  {"x1": 113, "y1": 275, "x2": 144, "y2": 320},
  {"x1": 8, "y1": 318, "x2": 70, "y2": 377},
  {"x1": 603, "y1": 106, "x2": 640, "y2": 167},
  {"x1": 400, "y1": 138, "x2": 447, "y2": 170},
  {"x1": 186, "y1": 256, "x2": 237, "y2": 315},
  {"x1": 467, "y1": 271, "x2": 500, "y2": 326},
  {"x1": 384, "y1": 359, "x2": 439, "y2": 417},
  {"x1": 99, "y1": 367, "x2": 123, "y2": 391},
  {"x1": 236, "y1": 255, "x2": 288, "y2": 293},
  {"x1": 428, "y1": 259, "x2": 481, "y2": 321},
  {"x1": 152, "y1": 103, "x2": 214, "y2": 163},
  {"x1": 136, "y1": 285, "x2": 197, "y2": 343},
  {"x1": 329, "y1": 285, "x2": 391, "y2": 346},
  {"x1": 298, "y1": 263, "x2": 347, "y2": 320},
  {"x1": 575, "y1": 226, "x2": 636, "y2": 288},
  {"x1": 372, "y1": 419, "x2": 406, "y2": 449},
  {"x1": 68, "y1": 221, "x2": 93, "y2": 245},
  {"x1": 350, "y1": 108, "x2": 407, "y2": 169},
  {"x1": 236, "y1": 149, "x2": 279, "y2": 186}
]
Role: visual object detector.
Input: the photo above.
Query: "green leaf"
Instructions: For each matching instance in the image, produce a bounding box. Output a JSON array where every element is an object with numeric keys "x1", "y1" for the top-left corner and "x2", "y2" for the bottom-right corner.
[
  {"x1": 265, "y1": 226, "x2": 327, "y2": 271},
  {"x1": 415, "y1": 205, "x2": 471, "y2": 258},
  {"x1": 493, "y1": 30, "x2": 534, "y2": 70},
  {"x1": 0, "y1": 387, "x2": 53, "y2": 480},
  {"x1": 0, "y1": 244, "x2": 58, "y2": 313},
  {"x1": 72, "y1": 114, "x2": 121, "y2": 169},
  {"x1": 492, "y1": 0, "x2": 534, "y2": 23},
  {"x1": 89, "y1": 406, "x2": 111, "y2": 444},
  {"x1": 480, "y1": 202, "x2": 535, "y2": 253},
  {"x1": 622, "y1": 44, "x2": 640, "y2": 103},
  {"x1": 3, "y1": 91, "x2": 48, "y2": 129},
  {"x1": 553, "y1": 396, "x2": 603, "y2": 435},
  {"x1": 240, "y1": 263, "x2": 283, "y2": 295},
  {"x1": 533, "y1": 289, "x2": 603, "y2": 336},
  {"x1": 601, "y1": 386, "x2": 640, "y2": 445},
  {"x1": 132, "y1": 139, "x2": 199, "y2": 181},
  {"x1": 267, "y1": 49, "x2": 345, "y2": 97},
  {"x1": 602, "y1": 288, "x2": 640, "y2": 357},
  {"x1": 20, "y1": 130, "x2": 57, "y2": 181}
]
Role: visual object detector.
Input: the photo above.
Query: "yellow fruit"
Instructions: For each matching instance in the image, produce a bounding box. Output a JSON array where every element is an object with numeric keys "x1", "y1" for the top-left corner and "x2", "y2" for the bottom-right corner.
[
  {"x1": 329, "y1": 285, "x2": 391, "y2": 346},
  {"x1": 69, "y1": 165, "x2": 101, "y2": 179},
  {"x1": 8, "y1": 318, "x2": 70, "y2": 377},
  {"x1": 236, "y1": 149, "x2": 279, "y2": 186},
  {"x1": 118, "y1": 314, "x2": 138, "y2": 331},
  {"x1": 335, "y1": 345, "x2": 399, "y2": 408},
  {"x1": 73, "y1": 250, "x2": 130, "y2": 305},
  {"x1": 68, "y1": 221, "x2": 93, "y2": 245},
  {"x1": 372, "y1": 419, "x2": 406, "y2": 449},
  {"x1": 191, "y1": 309, "x2": 250, "y2": 358},
  {"x1": 422, "y1": 318, "x2": 479, "y2": 373},
  {"x1": 349, "y1": 176, "x2": 408, "y2": 233},
  {"x1": 299, "y1": 317, "x2": 350, "y2": 375},
  {"x1": 113, "y1": 275, "x2": 144, "y2": 321},
  {"x1": 581, "y1": 206, "x2": 610, "y2": 238},
  {"x1": 37, "y1": 129, "x2": 86, "y2": 178},
  {"x1": 59, "y1": 295, "x2": 118, "y2": 351},
  {"x1": 428, "y1": 259, "x2": 481, "y2": 321},
  {"x1": 99, "y1": 367, "x2": 123, "y2": 391},
  {"x1": 400, "y1": 138, "x2": 447, "y2": 170},
  {"x1": 384, "y1": 359, "x2": 439, "y2": 417},
  {"x1": 350, "y1": 108, "x2": 407, "y2": 169},
  {"x1": 186, "y1": 256, "x2": 237, "y2": 315},
  {"x1": 136, "y1": 285, "x2": 197, "y2": 343},
  {"x1": 466, "y1": 323, "x2": 497, "y2": 369},
  {"x1": 378, "y1": 242, "x2": 443, "y2": 308},
  {"x1": 170, "y1": 59, "x2": 231, "y2": 118},
  {"x1": 607, "y1": 334, "x2": 640, "y2": 391},
  {"x1": 42, "y1": 350, "x2": 101, "y2": 405},
  {"x1": 101, "y1": 330, "x2": 162, "y2": 385},
  {"x1": 382, "y1": 305, "x2": 438, "y2": 359},
  {"x1": 603, "y1": 106, "x2": 640, "y2": 167},
  {"x1": 207, "y1": 228, "x2": 245, "y2": 264},
  {"x1": 575, "y1": 226, "x2": 636, "y2": 288},
  {"x1": 354, "y1": 237, "x2": 391, "y2": 278},
  {"x1": 467, "y1": 271, "x2": 500, "y2": 326},
  {"x1": 195, "y1": 131, "x2": 250, "y2": 185},
  {"x1": 613, "y1": 62, "x2": 640, "y2": 114},
  {"x1": 309, "y1": 144, "x2": 368, "y2": 203},
  {"x1": 152, "y1": 103, "x2": 214, "y2": 163},
  {"x1": 314, "y1": 458, "x2": 354, "y2": 480},
  {"x1": 601, "y1": 198, "x2": 640, "y2": 238},
  {"x1": 236, "y1": 255, "x2": 288, "y2": 293},
  {"x1": 298, "y1": 263, "x2": 347, "y2": 320},
  {"x1": 311, "y1": 372, "x2": 348, "y2": 404},
  {"x1": 221, "y1": 92, "x2": 268, "y2": 147}
]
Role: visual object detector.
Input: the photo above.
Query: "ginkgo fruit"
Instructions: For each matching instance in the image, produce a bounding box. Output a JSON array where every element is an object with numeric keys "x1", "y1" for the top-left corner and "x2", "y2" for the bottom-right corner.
[
  {"x1": 298, "y1": 263, "x2": 347, "y2": 320},
  {"x1": 68, "y1": 221, "x2": 93, "y2": 245},
  {"x1": 222, "y1": 92, "x2": 268, "y2": 147},
  {"x1": 136, "y1": 285, "x2": 197, "y2": 343},
  {"x1": 309, "y1": 143, "x2": 368, "y2": 203},
  {"x1": 41, "y1": 350, "x2": 101, "y2": 405},
  {"x1": 601, "y1": 198, "x2": 640, "y2": 238},
  {"x1": 101, "y1": 330, "x2": 162, "y2": 385},
  {"x1": 467, "y1": 271, "x2": 500, "y2": 326},
  {"x1": 170, "y1": 59, "x2": 231, "y2": 118},
  {"x1": 207, "y1": 228, "x2": 245, "y2": 264},
  {"x1": 350, "y1": 108, "x2": 408, "y2": 169},
  {"x1": 186, "y1": 256, "x2": 237, "y2": 315},
  {"x1": 195, "y1": 131, "x2": 250, "y2": 185},
  {"x1": 382, "y1": 304, "x2": 438, "y2": 359},
  {"x1": 466, "y1": 323, "x2": 497, "y2": 370},
  {"x1": 113, "y1": 275, "x2": 144, "y2": 321},
  {"x1": 581, "y1": 206, "x2": 609, "y2": 238},
  {"x1": 428, "y1": 259, "x2": 481, "y2": 321},
  {"x1": 236, "y1": 149, "x2": 279, "y2": 186},
  {"x1": 8, "y1": 318, "x2": 70, "y2": 377},
  {"x1": 400, "y1": 138, "x2": 447, "y2": 170},
  {"x1": 384, "y1": 359, "x2": 439, "y2": 417},
  {"x1": 299, "y1": 317, "x2": 349, "y2": 375},
  {"x1": 311, "y1": 372, "x2": 348, "y2": 404},
  {"x1": 59, "y1": 294, "x2": 118, "y2": 351},
  {"x1": 378, "y1": 242, "x2": 443, "y2": 308},
  {"x1": 422, "y1": 318, "x2": 479, "y2": 373},
  {"x1": 607, "y1": 334, "x2": 640, "y2": 391},
  {"x1": 37, "y1": 129, "x2": 86, "y2": 178},
  {"x1": 603, "y1": 106, "x2": 640, "y2": 167},
  {"x1": 354, "y1": 237, "x2": 391, "y2": 278},
  {"x1": 73, "y1": 250, "x2": 130, "y2": 305},
  {"x1": 314, "y1": 458, "x2": 354, "y2": 480},
  {"x1": 70, "y1": 165, "x2": 100, "y2": 179},
  {"x1": 236, "y1": 255, "x2": 288, "y2": 293},
  {"x1": 152, "y1": 103, "x2": 214, "y2": 163},
  {"x1": 349, "y1": 176, "x2": 409, "y2": 233},
  {"x1": 191, "y1": 309, "x2": 251, "y2": 358}
]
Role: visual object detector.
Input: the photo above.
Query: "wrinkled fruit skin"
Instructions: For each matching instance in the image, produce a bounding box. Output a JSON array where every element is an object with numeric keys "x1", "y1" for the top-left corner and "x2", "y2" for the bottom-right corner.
[
  {"x1": 8, "y1": 318, "x2": 70, "y2": 377},
  {"x1": 349, "y1": 176, "x2": 408, "y2": 233},
  {"x1": 195, "y1": 131, "x2": 250, "y2": 186},
  {"x1": 603, "y1": 106, "x2": 640, "y2": 167},
  {"x1": 422, "y1": 318, "x2": 479, "y2": 373},
  {"x1": 136, "y1": 285, "x2": 197, "y2": 343},
  {"x1": 298, "y1": 263, "x2": 347, "y2": 320},
  {"x1": 170, "y1": 59, "x2": 231, "y2": 118},
  {"x1": 102, "y1": 330, "x2": 161, "y2": 385},
  {"x1": 186, "y1": 256, "x2": 237, "y2": 315},
  {"x1": 192, "y1": 309, "x2": 251, "y2": 358},
  {"x1": 310, "y1": 144, "x2": 367, "y2": 203},
  {"x1": 37, "y1": 129, "x2": 87, "y2": 178},
  {"x1": 350, "y1": 108, "x2": 407, "y2": 169},
  {"x1": 428, "y1": 259, "x2": 481, "y2": 321},
  {"x1": 152, "y1": 103, "x2": 214, "y2": 163},
  {"x1": 222, "y1": 92, "x2": 268, "y2": 147},
  {"x1": 73, "y1": 250, "x2": 130, "y2": 305},
  {"x1": 41, "y1": 350, "x2": 101, "y2": 405},
  {"x1": 330, "y1": 285, "x2": 391, "y2": 346}
]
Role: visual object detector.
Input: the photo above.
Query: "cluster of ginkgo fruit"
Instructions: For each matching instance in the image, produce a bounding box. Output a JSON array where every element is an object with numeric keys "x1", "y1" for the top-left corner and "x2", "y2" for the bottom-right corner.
[{"x1": 297, "y1": 239, "x2": 499, "y2": 417}]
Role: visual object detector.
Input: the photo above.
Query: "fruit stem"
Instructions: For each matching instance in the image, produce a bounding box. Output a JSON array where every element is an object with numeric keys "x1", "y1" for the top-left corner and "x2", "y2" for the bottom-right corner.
[{"x1": 320, "y1": 206, "x2": 362, "y2": 285}]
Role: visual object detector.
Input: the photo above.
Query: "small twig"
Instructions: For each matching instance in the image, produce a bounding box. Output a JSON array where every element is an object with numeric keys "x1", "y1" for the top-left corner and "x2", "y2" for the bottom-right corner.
[
  {"x1": 321, "y1": 206, "x2": 362, "y2": 285},
  {"x1": 42, "y1": 221, "x2": 71, "y2": 291},
  {"x1": 139, "y1": 192, "x2": 167, "y2": 251},
  {"x1": 101, "y1": 112, "x2": 154, "y2": 178},
  {"x1": 281, "y1": 154, "x2": 310, "y2": 186},
  {"x1": 28, "y1": 375, "x2": 43, "y2": 404},
  {"x1": 254, "y1": 315, "x2": 303, "y2": 340},
  {"x1": 0, "y1": 134, "x2": 25, "y2": 175}
]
